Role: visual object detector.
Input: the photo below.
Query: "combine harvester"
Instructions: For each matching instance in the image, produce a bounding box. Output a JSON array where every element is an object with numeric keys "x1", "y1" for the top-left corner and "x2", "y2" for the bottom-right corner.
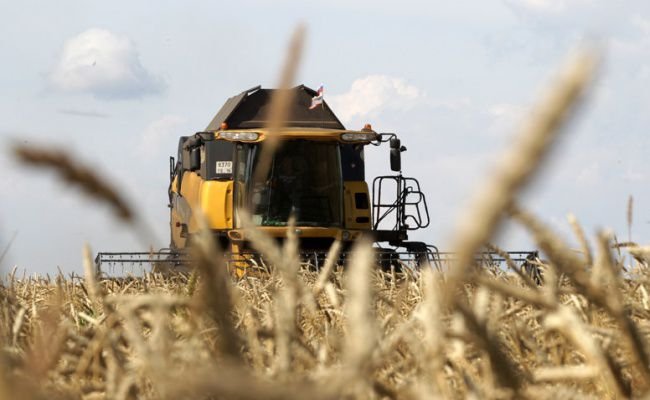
[{"x1": 96, "y1": 85, "x2": 537, "y2": 274}]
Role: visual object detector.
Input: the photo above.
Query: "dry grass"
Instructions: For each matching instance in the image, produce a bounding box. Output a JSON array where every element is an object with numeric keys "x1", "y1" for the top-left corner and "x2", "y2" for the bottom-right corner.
[
  {"x1": 4, "y1": 31, "x2": 649, "y2": 399},
  {"x1": 2, "y1": 236, "x2": 650, "y2": 399}
]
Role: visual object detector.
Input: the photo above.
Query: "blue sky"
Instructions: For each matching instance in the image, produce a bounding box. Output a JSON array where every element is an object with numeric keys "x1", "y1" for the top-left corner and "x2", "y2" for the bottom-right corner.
[{"x1": 1, "y1": 0, "x2": 649, "y2": 273}]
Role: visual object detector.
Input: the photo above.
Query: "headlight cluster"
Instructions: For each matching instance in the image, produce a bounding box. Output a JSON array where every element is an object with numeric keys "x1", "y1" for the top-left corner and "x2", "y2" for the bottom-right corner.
[
  {"x1": 341, "y1": 132, "x2": 377, "y2": 142},
  {"x1": 219, "y1": 131, "x2": 260, "y2": 141}
]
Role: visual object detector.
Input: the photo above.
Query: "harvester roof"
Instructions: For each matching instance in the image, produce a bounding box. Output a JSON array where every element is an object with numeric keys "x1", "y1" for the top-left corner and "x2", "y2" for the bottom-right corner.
[{"x1": 205, "y1": 85, "x2": 345, "y2": 131}]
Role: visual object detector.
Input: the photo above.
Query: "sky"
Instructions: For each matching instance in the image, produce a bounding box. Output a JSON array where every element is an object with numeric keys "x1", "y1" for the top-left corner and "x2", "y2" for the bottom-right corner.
[{"x1": 1, "y1": 0, "x2": 649, "y2": 273}]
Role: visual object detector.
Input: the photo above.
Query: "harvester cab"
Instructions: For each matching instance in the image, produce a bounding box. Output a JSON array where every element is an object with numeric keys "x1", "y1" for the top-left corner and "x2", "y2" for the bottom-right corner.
[{"x1": 95, "y1": 85, "x2": 538, "y2": 273}]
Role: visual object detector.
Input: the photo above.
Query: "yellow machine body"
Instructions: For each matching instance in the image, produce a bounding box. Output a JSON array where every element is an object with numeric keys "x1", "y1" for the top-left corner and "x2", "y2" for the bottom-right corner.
[{"x1": 168, "y1": 127, "x2": 374, "y2": 255}]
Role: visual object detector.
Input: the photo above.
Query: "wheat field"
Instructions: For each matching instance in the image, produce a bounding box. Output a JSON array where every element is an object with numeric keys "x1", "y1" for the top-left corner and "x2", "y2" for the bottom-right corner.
[
  {"x1": 3, "y1": 31, "x2": 650, "y2": 399},
  {"x1": 2, "y1": 229, "x2": 650, "y2": 399}
]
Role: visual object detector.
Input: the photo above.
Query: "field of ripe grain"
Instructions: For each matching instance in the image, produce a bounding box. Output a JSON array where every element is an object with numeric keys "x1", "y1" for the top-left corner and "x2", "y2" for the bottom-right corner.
[{"x1": 2, "y1": 236, "x2": 650, "y2": 399}]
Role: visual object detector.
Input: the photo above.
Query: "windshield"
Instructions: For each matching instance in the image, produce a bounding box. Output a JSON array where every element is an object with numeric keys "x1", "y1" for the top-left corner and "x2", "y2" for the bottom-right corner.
[{"x1": 248, "y1": 141, "x2": 343, "y2": 227}]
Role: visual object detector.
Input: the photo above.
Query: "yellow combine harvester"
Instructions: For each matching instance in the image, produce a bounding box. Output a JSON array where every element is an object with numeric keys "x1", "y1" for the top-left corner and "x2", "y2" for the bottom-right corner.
[{"x1": 96, "y1": 85, "x2": 537, "y2": 273}]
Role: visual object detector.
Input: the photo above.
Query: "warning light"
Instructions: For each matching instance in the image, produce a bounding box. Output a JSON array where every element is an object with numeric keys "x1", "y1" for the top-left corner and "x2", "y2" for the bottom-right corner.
[
  {"x1": 362, "y1": 123, "x2": 373, "y2": 131},
  {"x1": 220, "y1": 122, "x2": 228, "y2": 130}
]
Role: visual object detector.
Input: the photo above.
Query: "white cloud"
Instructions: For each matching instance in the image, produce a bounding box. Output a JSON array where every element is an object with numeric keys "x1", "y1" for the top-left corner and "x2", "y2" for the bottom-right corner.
[
  {"x1": 509, "y1": 0, "x2": 569, "y2": 14},
  {"x1": 504, "y1": 0, "x2": 595, "y2": 16},
  {"x1": 329, "y1": 75, "x2": 424, "y2": 123},
  {"x1": 575, "y1": 162, "x2": 601, "y2": 185},
  {"x1": 623, "y1": 169, "x2": 646, "y2": 182},
  {"x1": 49, "y1": 28, "x2": 165, "y2": 100},
  {"x1": 632, "y1": 15, "x2": 650, "y2": 36},
  {"x1": 486, "y1": 103, "x2": 525, "y2": 136},
  {"x1": 138, "y1": 115, "x2": 186, "y2": 158}
]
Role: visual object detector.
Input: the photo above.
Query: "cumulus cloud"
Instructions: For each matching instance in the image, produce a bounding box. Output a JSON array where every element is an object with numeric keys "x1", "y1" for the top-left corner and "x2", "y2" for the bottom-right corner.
[
  {"x1": 575, "y1": 162, "x2": 601, "y2": 185},
  {"x1": 502, "y1": 0, "x2": 648, "y2": 38},
  {"x1": 57, "y1": 108, "x2": 109, "y2": 118},
  {"x1": 486, "y1": 103, "x2": 525, "y2": 136},
  {"x1": 632, "y1": 15, "x2": 650, "y2": 36},
  {"x1": 328, "y1": 75, "x2": 424, "y2": 123},
  {"x1": 138, "y1": 115, "x2": 187, "y2": 159},
  {"x1": 504, "y1": 0, "x2": 595, "y2": 16},
  {"x1": 49, "y1": 29, "x2": 165, "y2": 100},
  {"x1": 623, "y1": 169, "x2": 646, "y2": 182}
]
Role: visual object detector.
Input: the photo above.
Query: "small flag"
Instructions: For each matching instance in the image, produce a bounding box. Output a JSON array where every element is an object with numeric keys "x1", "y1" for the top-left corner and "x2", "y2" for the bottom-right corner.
[{"x1": 309, "y1": 84, "x2": 324, "y2": 110}]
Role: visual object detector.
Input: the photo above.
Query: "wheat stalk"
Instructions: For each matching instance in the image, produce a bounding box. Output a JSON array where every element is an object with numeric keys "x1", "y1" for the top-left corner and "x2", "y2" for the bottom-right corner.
[
  {"x1": 443, "y1": 49, "x2": 598, "y2": 307},
  {"x1": 13, "y1": 145, "x2": 133, "y2": 221},
  {"x1": 252, "y1": 24, "x2": 306, "y2": 186}
]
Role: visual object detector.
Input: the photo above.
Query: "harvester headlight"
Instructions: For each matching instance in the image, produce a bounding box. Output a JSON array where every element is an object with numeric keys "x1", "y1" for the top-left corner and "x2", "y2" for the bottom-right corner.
[
  {"x1": 219, "y1": 131, "x2": 260, "y2": 141},
  {"x1": 341, "y1": 132, "x2": 376, "y2": 142}
]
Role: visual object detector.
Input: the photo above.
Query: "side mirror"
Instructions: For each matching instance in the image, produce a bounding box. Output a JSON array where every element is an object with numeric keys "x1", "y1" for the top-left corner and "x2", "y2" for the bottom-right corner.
[
  {"x1": 390, "y1": 149, "x2": 401, "y2": 172},
  {"x1": 390, "y1": 138, "x2": 401, "y2": 172},
  {"x1": 169, "y1": 156, "x2": 176, "y2": 181},
  {"x1": 189, "y1": 147, "x2": 201, "y2": 171}
]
